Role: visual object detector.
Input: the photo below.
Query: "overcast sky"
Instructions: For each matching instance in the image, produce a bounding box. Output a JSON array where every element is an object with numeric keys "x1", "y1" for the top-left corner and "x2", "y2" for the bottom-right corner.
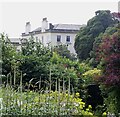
[{"x1": 0, "y1": 0, "x2": 119, "y2": 37}]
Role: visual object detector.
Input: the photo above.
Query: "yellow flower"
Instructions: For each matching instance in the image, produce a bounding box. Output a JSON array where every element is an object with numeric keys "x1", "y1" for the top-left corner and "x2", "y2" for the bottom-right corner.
[
  {"x1": 86, "y1": 108, "x2": 89, "y2": 111},
  {"x1": 80, "y1": 102, "x2": 85, "y2": 105},
  {"x1": 88, "y1": 112, "x2": 93, "y2": 115},
  {"x1": 102, "y1": 112, "x2": 107, "y2": 116},
  {"x1": 80, "y1": 105, "x2": 83, "y2": 109},
  {"x1": 75, "y1": 92, "x2": 80, "y2": 97},
  {"x1": 88, "y1": 105, "x2": 92, "y2": 109}
]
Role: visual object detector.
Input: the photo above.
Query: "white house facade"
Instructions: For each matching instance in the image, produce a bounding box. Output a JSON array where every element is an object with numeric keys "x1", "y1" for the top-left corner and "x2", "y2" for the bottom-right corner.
[
  {"x1": 9, "y1": 38, "x2": 27, "y2": 52},
  {"x1": 22, "y1": 18, "x2": 85, "y2": 54},
  {"x1": 9, "y1": 38, "x2": 22, "y2": 51}
]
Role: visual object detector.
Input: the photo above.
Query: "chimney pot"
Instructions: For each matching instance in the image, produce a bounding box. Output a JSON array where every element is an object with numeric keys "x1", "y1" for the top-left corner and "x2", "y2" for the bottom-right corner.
[{"x1": 25, "y1": 22, "x2": 31, "y2": 34}]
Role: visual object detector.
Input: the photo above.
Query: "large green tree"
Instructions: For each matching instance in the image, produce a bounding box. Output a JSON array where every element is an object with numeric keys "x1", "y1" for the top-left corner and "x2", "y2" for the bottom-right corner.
[
  {"x1": 74, "y1": 10, "x2": 116, "y2": 61},
  {"x1": 1, "y1": 34, "x2": 17, "y2": 76},
  {"x1": 19, "y1": 37, "x2": 52, "y2": 84}
]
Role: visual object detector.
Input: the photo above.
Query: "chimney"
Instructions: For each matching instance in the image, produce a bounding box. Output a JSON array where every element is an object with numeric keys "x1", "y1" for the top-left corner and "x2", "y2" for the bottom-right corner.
[
  {"x1": 49, "y1": 23, "x2": 54, "y2": 29},
  {"x1": 25, "y1": 22, "x2": 31, "y2": 34},
  {"x1": 42, "y1": 18, "x2": 48, "y2": 32}
]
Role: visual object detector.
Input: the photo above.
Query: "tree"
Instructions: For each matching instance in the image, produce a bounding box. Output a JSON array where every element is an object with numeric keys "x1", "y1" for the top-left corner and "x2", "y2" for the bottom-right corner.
[
  {"x1": 53, "y1": 44, "x2": 76, "y2": 60},
  {"x1": 97, "y1": 28, "x2": 120, "y2": 85},
  {"x1": 0, "y1": 34, "x2": 22, "y2": 86},
  {"x1": 19, "y1": 37, "x2": 52, "y2": 85},
  {"x1": 96, "y1": 24, "x2": 120, "y2": 115},
  {"x1": 90, "y1": 25, "x2": 118, "y2": 67},
  {"x1": 74, "y1": 10, "x2": 117, "y2": 61},
  {"x1": 1, "y1": 34, "x2": 17, "y2": 76}
]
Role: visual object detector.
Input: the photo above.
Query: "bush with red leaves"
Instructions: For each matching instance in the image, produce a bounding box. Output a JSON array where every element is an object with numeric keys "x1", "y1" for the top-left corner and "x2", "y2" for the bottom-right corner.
[{"x1": 97, "y1": 32, "x2": 120, "y2": 86}]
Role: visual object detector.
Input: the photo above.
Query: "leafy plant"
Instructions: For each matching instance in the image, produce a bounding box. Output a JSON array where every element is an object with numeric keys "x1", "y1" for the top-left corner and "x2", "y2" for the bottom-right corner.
[{"x1": 0, "y1": 85, "x2": 94, "y2": 116}]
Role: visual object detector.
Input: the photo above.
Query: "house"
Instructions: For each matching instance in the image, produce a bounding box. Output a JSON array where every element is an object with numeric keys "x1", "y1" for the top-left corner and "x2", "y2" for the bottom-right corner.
[
  {"x1": 22, "y1": 18, "x2": 85, "y2": 54},
  {"x1": 10, "y1": 38, "x2": 27, "y2": 52},
  {"x1": 9, "y1": 38, "x2": 21, "y2": 51}
]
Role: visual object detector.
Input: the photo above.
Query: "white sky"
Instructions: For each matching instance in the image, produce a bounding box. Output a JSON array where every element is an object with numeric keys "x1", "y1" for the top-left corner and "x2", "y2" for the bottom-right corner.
[{"x1": 0, "y1": 0, "x2": 119, "y2": 38}]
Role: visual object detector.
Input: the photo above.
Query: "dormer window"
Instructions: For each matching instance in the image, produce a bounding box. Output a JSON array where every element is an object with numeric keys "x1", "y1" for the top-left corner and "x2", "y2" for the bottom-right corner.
[{"x1": 57, "y1": 35, "x2": 61, "y2": 42}]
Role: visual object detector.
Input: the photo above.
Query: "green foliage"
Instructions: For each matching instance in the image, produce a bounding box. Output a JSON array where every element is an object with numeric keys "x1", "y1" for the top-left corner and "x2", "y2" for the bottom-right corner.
[
  {"x1": 53, "y1": 44, "x2": 76, "y2": 60},
  {"x1": 90, "y1": 25, "x2": 119, "y2": 67},
  {"x1": 75, "y1": 10, "x2": 117, "y2": 61},
  {"x1": 99, "y1": 85, "x2": 120, "y2": 116},
  {"x1": 50, "y1": 52, "x2": 92, "y2": 92},
  {"x1": 82, "y1": 68, "x2": 101, "y2": 85},
  {"x1": 19, "y1": 37, "x2": 52, "y2": 84},
  {"x1": 95, "y1": 24, "x2": 120, "y2": 115},
  {"x1": 1, "y1": 34, "x2": 22, "y2": 86},
  {"x1": 2, "y1": 15, "x2": 119, "y2": 115},
  {"x1": 0, "y1": 86, "x2": 93, "y2": 116},
  {"x1": 1, "y1": 34, "x2": 92, "y2": 93},
  {"x1": 81, "y1": 68, "x2": 103, "y2": 114},
  {"x1": 50, "y1": 52, "x2": 79, "y2": 91},
  {"x1": 1, "y1": 34, "x2": 17, "y2": 76}
]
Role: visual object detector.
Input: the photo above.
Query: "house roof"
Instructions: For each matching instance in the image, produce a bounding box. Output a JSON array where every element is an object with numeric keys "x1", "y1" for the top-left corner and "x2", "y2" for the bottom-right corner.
[
  {"x1": 32, "y1": 24, "x2": 83, "y2": 32},
  {"x1": 53, "y1": 24, "x2": 82, "y2": 30},
  {"x1": 22, "y1": 23, "x2": 85, "y2": 36},
  {"x1": 33, "y1": 27, "x2": 42, "y2": 32},
  {"x1": 10, "y1": 38, "x2": 21, "y2": 43},
  {"x1": 9, "y1": 38, "x2": 28, "y2": 46}
]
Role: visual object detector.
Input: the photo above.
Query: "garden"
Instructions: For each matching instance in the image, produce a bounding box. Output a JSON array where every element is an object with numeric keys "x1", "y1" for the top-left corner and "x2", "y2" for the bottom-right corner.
[{"x1": 0, "y1": 10, "x2": 120, "y2": 116}]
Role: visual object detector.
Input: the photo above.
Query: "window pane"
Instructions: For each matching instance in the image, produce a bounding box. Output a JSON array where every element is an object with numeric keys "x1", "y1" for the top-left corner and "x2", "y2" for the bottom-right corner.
[
  {"x1": 66, "y1": 36, "x2": 70, "y2": 42},
  {"x1": 57, "y1": 35, "x2": 61, "y2": 42}
]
